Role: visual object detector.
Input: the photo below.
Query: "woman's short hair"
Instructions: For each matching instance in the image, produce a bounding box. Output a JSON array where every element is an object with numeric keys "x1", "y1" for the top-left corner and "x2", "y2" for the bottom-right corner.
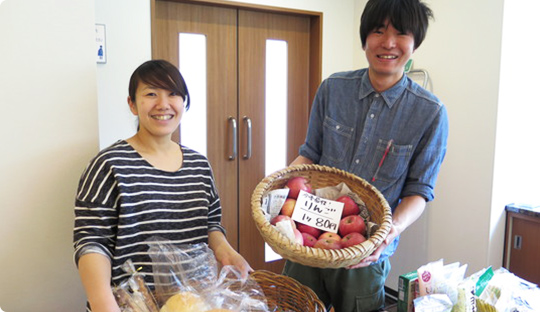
[
  {"x1": 128, "y1": 60, "x2": 191, "y2": 110},
  {"x1": 360, "y1": 0, "x2": 434, "y2": 49}
]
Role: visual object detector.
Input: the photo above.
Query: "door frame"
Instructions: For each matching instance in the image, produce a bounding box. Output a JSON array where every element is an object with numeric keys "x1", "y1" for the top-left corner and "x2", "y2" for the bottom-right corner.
[{"x1": 150, "y1": 0, "x2": 322, "y2": 107}]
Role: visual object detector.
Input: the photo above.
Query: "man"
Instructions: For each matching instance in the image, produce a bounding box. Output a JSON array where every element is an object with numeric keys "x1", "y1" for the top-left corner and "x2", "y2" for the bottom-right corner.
[{"x1": 282, "y1": 0, "x2": 448, "y2": 311}]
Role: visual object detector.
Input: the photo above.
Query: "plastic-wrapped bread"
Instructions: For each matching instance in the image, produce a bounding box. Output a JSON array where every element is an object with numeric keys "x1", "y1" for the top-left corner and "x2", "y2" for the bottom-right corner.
[
  {"x1": 114, "y1": 284, "x2": 146, "y2": 312},
  {"x1": 132, "y1": 274, "x2": 160, "y2": 312},
  {"x1": 159, "y1": 292, "x2": 210, "y2": 312}
]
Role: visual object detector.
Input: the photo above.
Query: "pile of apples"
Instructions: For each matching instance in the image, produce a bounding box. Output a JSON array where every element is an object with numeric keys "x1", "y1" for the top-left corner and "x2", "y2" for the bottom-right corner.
[{"x1": 270, "y1": 177, "x2": 367, "y2": 250}]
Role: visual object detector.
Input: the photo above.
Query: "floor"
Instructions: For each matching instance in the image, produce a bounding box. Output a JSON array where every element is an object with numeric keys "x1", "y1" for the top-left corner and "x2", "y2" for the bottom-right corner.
[{"x1": 383, "y1": 303, "x2": 398, "y2": 312}]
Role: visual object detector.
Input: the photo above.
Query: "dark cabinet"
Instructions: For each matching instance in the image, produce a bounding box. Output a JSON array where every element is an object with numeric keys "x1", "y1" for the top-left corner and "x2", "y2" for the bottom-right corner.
[{"x1": 503, "y1": 204, "x2": 540, "y2": 286}]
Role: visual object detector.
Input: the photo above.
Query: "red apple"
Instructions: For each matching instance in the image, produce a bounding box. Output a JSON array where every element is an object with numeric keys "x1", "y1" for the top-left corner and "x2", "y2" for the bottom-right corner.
[
  {"x1": 296, "y1": 222, "x2": 322, "y2": 238},
  {"x1": 280, "y1": 198, "x2": 296, "y2": 217},
  {"x1": 314, "y1": 238, "x2": 342, "y2": 250},
  {"x1": 270, "y1": 215, "x2": 296, "y2": 229},
  {"x1": 338, "y1": 215, "x2": 366, "y2": 237},
  {"x1": 293, "y1": 229, "x2": 304, "y2": 245},
  {"x1": 286, "y1": 177, "x2": 312, "y2": 199},
  {"x1": 318, "y1": 232, "x2": 341, "y2": 242},
  {"x1": 341, "y1": 232, "x2": 367, "y2": 248},
  {"x1": 301, "y1": 232, "x2": 318, "y2": 247},
  {"x1": 336, "y1": 195, "x2": 360, "y2": 217}
]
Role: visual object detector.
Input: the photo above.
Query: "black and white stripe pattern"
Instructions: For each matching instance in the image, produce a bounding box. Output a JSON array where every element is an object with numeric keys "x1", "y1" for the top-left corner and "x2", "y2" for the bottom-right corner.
[{"x1": 73, "y1": 140, "x2": 224, "y2": 286}]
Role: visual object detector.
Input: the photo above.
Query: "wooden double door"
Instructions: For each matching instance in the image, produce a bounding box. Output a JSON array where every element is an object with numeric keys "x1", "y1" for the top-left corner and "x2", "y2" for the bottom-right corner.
[{"x1": 151, "y1": 0, "x2": 321, "y2": 272}]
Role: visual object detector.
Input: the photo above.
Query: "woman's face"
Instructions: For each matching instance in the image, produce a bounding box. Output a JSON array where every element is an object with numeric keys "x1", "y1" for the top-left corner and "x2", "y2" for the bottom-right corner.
[{"x1": 128, "y1": 81, "x2": 185, "y2": 139}]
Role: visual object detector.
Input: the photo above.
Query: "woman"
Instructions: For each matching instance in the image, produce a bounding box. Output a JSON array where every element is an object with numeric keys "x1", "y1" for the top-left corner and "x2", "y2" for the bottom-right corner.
[{"x1": 73, "y1": 60, "x2": 252, "y2": 312}]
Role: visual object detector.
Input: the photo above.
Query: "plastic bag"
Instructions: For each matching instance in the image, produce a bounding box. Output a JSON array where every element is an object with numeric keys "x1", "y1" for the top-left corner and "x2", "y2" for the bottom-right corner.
[
  {"x1": 416, "y1": 259, "x2": 468, "y2": 308},
  {"x1": 414, "y1": 294, "x2": 453, "y2": 312},
  {"x1": 452, "y1": 277, "x2": 476, "y2": 312},
  {"x1": 477, "y1": 267, "x2": 540, "y2": 312},
  {"x1": 147, "y1": 239, "x2": 270, "y2": 311},
  {"x1": 417, "y1": 259, "x2": 443, "y2": 297},
  {"x1": 435, "y1": 262, "x2": 468, "y2": 305},
  {"x1": 112, "y1": 259, "x2": 160, "y2": 312}
]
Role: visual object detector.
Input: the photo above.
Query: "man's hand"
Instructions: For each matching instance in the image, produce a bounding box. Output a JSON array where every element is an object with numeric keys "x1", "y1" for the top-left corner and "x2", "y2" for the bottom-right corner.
[
  {"x1": 346, "y1": 223, "x2": 399, "y2": 269},
  {"x1": 346, "y1": 195, "x2": 426, "y2": 269}
]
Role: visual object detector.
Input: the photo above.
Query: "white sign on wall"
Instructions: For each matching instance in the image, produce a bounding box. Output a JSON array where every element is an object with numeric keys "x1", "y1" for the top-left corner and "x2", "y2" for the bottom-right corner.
[{"x1": 95, "y1": 24, "x2": 106, "y2": 63}]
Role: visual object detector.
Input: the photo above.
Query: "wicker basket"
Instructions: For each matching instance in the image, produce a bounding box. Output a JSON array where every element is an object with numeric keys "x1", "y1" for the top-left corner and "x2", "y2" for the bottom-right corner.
[
  {"x1": 250, "y1": 270, "x2": 326, "y2": 312},
  {"x1": 251, "y1": 164, "x2": 393, "y2": 268}
]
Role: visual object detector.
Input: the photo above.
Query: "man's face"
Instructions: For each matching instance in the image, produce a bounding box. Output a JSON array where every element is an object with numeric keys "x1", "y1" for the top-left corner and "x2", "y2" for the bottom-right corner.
[{"x1": 363, "y1": 20, "x2": 415, "y2": 87}]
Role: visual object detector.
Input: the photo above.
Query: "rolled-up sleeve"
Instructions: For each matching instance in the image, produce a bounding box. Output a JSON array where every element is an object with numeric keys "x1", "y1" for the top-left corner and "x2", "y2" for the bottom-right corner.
[
  {"x1": 73, "y1": 157, "x2": 118, "y2": 266},
  {"x1": 206, "y1": 165, "x2": 226, "y2": 235},
  {"x1": 401, "y1": 104, "x2": 449, "y2": 201}
]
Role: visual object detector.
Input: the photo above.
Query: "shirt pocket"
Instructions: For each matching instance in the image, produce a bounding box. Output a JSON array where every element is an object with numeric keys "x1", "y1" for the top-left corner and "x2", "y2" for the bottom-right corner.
[
  {"x1": 370, "y1": 139, "x2": 413, "y2": 184},
  {"x1": 321, "y1": 116, "x2": 354, "y2": 164}
]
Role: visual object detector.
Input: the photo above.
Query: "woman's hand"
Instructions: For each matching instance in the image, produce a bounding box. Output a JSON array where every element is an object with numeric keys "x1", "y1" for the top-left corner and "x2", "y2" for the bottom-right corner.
[
  {"x1": 216, "y1": 247, "x2": 253, "y2": 279},
  {"x1": 88, "y1": 302, "x2": 122, "y2": 312},
  {"x1": 208, "y1": 231, "x2": 254, "y2": 279},
  {"x1": 78, "y1": 253, "x2": 121, "y2": 312}
]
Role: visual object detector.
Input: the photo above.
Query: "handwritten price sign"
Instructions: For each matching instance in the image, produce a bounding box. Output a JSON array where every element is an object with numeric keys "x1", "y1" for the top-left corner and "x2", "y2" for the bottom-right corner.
[
  {"x1": 291, "y1": 190, "x2": 344, "y2": 233},
  {"x1": 261, "y1": 188, "x2": 290, "y2": 219}
]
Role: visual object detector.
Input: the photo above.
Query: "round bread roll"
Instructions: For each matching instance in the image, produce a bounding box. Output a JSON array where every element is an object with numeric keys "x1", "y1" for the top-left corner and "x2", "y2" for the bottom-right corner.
[{"x1": 159, "y1": 292, "x2": 209, "y2": 312}]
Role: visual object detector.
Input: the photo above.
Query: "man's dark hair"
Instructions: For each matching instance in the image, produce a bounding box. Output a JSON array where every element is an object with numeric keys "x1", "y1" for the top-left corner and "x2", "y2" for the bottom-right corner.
[{"x1": 360, "y1": 0, "x2": 434, "y2": 49}]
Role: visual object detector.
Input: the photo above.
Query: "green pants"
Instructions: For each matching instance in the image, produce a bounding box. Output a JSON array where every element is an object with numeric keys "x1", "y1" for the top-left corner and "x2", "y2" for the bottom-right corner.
[{"x1": 283, "y1": 259, "x2": 390, "y2": 312}]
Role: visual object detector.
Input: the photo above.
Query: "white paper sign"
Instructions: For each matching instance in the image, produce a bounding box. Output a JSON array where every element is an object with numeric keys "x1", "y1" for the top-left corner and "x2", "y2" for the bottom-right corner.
[
  {"x1": 291, "y1": 190, "x2": 344, "y2": 233},
  {"x1": 261, "y1": 188, "x2": 290, "y2": 220},
  {"x1": 95, "y1": 24, "x2": 106, "y2": 63}
]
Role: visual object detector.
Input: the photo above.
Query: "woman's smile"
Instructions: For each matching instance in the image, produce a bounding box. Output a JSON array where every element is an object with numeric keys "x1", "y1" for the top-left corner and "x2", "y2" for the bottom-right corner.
[{"x1": 151, "y1": 114, "x2": 174, "y2": 121}]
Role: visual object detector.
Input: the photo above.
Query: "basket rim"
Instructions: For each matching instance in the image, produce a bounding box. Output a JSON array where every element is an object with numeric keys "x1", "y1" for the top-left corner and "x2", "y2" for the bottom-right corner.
[
  {"x1": 250, "y1": 270, "x2": 325, "y2": 311},
  {"x1": 251, "y1": 164, "x2": 393, "y2": 268}
]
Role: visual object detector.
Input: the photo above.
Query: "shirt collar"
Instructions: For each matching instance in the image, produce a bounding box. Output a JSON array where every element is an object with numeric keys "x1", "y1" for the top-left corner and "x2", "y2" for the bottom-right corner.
[{"x1": 359, "y1": 71, "x2": 408, "y2": 109}]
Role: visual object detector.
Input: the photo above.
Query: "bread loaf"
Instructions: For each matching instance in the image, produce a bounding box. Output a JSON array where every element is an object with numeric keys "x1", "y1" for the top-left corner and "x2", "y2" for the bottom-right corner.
[{"x1": 159, "y1": 292, "x2": 209, "y2": 312}]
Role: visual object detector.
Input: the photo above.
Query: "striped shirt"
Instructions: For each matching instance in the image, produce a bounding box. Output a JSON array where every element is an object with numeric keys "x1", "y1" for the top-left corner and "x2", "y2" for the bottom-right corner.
[{"x1": 73, "y1": 140, "x2": 224, "y2": 286}]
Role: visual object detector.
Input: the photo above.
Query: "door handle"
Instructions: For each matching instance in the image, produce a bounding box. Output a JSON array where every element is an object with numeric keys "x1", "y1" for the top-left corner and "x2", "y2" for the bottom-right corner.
[
  {"x1": 228, "y1": 117, "x2": 237, "y2": 160},
  {"x1": 243, "y1": 116, "x2": 252, "y2": 159},
  {"x1": 513, "y1": 235, "x2": 522, "y2": 250}
]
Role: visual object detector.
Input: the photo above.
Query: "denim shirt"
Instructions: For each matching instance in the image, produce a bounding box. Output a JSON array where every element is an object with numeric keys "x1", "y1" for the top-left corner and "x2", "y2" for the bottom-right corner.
[{"x1": 299, "y1": 68, "x2": 448, "y2": 261}]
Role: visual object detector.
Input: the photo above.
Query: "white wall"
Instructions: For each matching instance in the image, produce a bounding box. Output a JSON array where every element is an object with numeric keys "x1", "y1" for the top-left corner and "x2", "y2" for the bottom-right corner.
[
  {"x1": 0, "y1": 0, "x2": 98, "y2": 311},
  {"x1": 95, "y1": 0, "x2": 152, "y2": 149},
  {"x1": 491, "y1": 0, "x2": 540, "y2": 266},
  {"x1": 422, "y1": 0, "x2": 504, "y2": 276}
]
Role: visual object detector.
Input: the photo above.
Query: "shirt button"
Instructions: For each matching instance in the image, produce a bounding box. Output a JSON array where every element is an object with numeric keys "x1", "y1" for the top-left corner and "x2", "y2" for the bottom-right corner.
[
  {"x1": 336, "y1": 125, "x2": 340, "y2": 130},
  {"x1": 370, "y1": 114, "x2": 375, "y2": 119},
  {"x1": 355, "y1": 159, "x2": 360, "y2": 164},
  {"x1": 375, "y1": 94, "x2": 380, "y2": 98}
]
